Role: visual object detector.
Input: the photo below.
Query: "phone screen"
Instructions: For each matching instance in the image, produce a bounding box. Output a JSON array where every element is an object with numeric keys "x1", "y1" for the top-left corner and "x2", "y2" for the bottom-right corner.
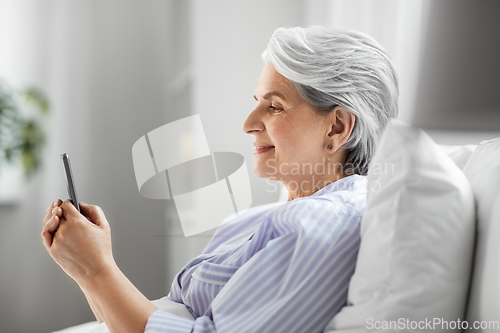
[{"x1": 61, "y1": 153, "x2": 81, "y2": 213}]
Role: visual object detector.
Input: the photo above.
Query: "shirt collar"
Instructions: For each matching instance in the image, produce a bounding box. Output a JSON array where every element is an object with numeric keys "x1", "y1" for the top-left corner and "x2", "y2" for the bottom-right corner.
[{"x1": 308, "y1": 174, "x2": 366, "y2": 198}]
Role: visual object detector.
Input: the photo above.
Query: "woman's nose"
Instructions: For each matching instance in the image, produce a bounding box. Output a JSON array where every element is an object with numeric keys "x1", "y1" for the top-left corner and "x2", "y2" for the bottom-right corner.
[{"x1": 242, "y1": 108, "x2": 265, "y2": 134}]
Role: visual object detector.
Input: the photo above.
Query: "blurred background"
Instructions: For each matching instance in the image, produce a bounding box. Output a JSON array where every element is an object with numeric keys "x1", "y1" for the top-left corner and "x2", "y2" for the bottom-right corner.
[{"x1": 0, "y1": 0, "x2": 498, "y2": 332}]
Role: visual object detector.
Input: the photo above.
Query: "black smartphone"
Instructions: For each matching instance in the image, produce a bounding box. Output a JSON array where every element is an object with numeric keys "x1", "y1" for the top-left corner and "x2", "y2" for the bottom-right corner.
[{"x1": 61, "y1": 153, "x2": 81, "y2": 213}]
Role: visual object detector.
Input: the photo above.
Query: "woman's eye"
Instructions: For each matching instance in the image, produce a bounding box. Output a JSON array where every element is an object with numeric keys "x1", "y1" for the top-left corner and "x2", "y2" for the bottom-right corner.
[{"x1": 269, "y1": 105, "x2": 284, "y2": 113}]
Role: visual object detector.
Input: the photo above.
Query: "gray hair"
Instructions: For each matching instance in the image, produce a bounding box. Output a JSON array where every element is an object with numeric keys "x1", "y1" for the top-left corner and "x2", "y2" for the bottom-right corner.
[{"x1": 262, "y1": 26, "x2": 398, "y2": 175}]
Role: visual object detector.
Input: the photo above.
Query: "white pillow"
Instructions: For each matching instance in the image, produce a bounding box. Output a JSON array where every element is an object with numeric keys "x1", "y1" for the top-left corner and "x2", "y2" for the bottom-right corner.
[
  {"x1": 463, "y1": 138, "x2": 500, "y2": 331},
  {"x1": 325, "y1": 120, "x2": 475, "y2": 332},
  {"x1": 439, "y1": 144, "x2": 477, "y2": 170}
]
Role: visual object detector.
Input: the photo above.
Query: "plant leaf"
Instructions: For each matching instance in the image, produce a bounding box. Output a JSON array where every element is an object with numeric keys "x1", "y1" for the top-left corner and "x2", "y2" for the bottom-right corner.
[{"x1": 21, "y1": 87, "x2": 50, "y2": 115}]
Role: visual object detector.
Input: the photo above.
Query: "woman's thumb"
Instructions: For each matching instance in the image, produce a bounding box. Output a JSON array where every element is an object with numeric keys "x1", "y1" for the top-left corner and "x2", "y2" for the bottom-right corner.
[{"x1": 79, "y1": 202, "x2": 106, "y2": 227}]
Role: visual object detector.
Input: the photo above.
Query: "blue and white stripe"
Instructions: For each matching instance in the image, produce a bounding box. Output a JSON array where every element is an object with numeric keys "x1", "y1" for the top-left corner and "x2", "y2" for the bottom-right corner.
[{"x1": 145, "y1": 174, "x2": 367, "y2": 333}]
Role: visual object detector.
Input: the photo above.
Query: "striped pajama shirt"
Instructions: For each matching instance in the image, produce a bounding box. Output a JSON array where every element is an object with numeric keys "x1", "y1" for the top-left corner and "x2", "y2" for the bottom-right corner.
[{"x1": 145, "y1": 174, "x2": 367, "y2": 333}]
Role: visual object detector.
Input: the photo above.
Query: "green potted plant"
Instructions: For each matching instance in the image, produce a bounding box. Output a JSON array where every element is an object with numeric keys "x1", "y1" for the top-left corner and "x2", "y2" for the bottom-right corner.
[{"x1": 0, "y1": 81, "x2": 49, "y2": 179}]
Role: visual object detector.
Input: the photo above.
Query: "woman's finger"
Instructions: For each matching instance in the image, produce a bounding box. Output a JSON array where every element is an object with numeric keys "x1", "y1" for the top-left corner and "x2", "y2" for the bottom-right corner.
[
  {"x1": 43, "y1": 200, "x2": 61, "y2": 227},
  {"x1": 53, "y1": 199, "x2": 63, "y2": 211},
  {"x1": 60, "y1": 200, "x2": 81, "y2": 221},
  {"x1": 41, "y1": 232, "x2": 51, "y2": 250},
  {"x1": 52, "y1": 206, "x2": 63, "y2": 218},
  {"x1": 44, "y1": 215, "x2": 61, "y2": 234},
  {"x1": 41, "y1": 215, "x2": 61, "y2": 249},
  {"x1": 43, "y1": 207, "x2": 51, "y2": 226}
]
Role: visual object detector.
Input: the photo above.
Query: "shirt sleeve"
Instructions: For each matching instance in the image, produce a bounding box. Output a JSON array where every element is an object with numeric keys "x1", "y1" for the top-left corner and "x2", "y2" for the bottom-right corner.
[{"x1": 145, "y1": 195, "x2": 364, "y2": 333}]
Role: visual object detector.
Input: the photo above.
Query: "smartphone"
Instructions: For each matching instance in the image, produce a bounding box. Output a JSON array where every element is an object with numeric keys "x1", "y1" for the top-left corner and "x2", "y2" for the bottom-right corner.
[{"x1": 61, "y1": 153, "x2": 81, "y2": 213}]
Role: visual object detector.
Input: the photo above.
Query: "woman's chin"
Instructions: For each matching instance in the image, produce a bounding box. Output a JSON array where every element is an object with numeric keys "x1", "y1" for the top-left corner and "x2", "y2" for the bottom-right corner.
[
  {"x1": 253, "y1": 169, "x2": 268, "y2": 179},
  {"x1": 253, "y1": 166, "x2": 278, "y2": 180}
]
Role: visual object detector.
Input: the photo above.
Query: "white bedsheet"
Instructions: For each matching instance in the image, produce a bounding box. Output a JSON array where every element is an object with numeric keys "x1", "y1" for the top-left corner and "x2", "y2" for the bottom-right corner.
[{"x1": 52, "y1": 297, "x2": 194, "y2": 333}]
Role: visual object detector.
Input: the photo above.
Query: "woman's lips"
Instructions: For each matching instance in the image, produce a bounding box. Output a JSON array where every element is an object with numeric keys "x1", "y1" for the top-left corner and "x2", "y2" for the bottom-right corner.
[
  {"x1": 254, "y1": 146, "x2": 274, "y2": 154},
  {"x1": 254, "y1": 143, "x2": 275, "y2": 155}
]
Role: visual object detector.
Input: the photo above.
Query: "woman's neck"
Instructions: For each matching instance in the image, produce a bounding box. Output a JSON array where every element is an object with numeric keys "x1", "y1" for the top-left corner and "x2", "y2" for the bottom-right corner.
[{"x1": 284, "y1": 172, "x2": 348, "y2": 201}]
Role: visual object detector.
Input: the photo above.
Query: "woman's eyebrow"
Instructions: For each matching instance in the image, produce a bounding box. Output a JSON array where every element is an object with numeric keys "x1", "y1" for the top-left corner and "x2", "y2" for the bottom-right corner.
[{"x1": 254, "y1": 91, "x2": 286, "y2": 101}]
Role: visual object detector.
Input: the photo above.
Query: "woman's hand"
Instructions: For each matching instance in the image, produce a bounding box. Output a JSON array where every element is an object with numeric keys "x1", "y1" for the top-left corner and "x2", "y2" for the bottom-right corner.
[
  {"x1": 42, "y1": 200, "x2": 157, "y2": 332},
  {"x1": 41, "y1": 200, "x2": 116, "y2": 287}
]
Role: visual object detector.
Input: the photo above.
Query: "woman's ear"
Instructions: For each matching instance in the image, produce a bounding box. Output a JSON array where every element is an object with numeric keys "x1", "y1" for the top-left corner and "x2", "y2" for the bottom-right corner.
[{"x1": 326, "y1": 106, "x2": 356, "y2": 152}]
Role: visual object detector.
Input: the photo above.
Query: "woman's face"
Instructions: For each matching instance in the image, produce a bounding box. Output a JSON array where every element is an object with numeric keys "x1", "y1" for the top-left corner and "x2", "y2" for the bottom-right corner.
[{"x1": 243, "y1": 63, "x2": 335, "y2": 182}]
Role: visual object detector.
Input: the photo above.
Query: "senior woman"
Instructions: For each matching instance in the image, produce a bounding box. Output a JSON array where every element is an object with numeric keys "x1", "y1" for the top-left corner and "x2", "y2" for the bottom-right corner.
[{"x1": 42, "y1": 26, "x2": 398, "y2": 333}]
